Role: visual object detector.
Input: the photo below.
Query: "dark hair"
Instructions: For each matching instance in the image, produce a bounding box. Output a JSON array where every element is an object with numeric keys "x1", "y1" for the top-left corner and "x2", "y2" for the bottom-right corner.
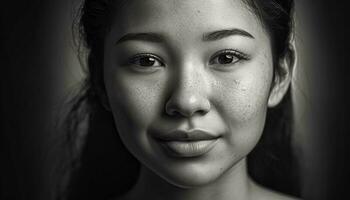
[{"x1": 55, "y1": 0, "x2": 298, "y2": 199}]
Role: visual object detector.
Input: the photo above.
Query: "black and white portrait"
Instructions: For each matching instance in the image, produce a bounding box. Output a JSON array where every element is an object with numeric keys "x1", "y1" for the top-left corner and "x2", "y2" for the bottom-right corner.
[{"x1": 1, "y1": 1, "x2": 348, "y2": 200}]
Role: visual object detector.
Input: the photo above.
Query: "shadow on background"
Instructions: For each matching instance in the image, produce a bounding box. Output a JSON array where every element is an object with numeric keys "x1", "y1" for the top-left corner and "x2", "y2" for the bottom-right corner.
[
  {"x1": 1, "y1": 0, "x2": 348, "y2": 200},
  {"x1": 66, "y1": 107, "x2": 140, "y2": 200}
]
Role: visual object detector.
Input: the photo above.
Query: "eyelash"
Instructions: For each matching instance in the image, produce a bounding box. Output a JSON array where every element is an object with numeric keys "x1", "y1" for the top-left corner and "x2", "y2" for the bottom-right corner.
[
  {"x1": 128, "y1": 53, "x2": 164, "y2": 67},
  {"x1": 209, "y1": 49, "x2": 250, "y2": 65},
  {"x1": 126, "y1": 49, "x2": 250, "y2": 68}
]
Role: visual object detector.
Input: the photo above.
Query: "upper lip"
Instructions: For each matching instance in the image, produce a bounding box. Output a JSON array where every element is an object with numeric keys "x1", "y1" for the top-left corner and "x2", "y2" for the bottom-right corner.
[{"x1": 153, "y1": 129, "x2": 220, "y2": 141}]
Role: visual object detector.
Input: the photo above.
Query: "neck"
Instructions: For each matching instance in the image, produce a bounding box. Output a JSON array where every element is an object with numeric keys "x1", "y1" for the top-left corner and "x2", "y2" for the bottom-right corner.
[{"x1": 124, "y1": 158, "x2": 254, "y2": 200}]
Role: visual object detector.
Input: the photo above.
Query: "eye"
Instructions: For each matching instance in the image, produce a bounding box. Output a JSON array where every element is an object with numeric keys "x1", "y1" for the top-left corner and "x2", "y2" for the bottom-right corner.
[
  {"x1": 210, "y1": 49, "x2": 249, "y2": 66},
  {"x1": 129, "y1": 54, "x2": 164, "y2": 67}
]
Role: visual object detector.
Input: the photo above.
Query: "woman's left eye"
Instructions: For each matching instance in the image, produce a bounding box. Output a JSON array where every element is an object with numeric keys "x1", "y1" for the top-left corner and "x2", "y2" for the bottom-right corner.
[
  {"x1": 128, "y1": 54, "x2": 164, "y2": 67},
  {"x1": 210, "y1": 50, "x2": 248, "y2": 66}
]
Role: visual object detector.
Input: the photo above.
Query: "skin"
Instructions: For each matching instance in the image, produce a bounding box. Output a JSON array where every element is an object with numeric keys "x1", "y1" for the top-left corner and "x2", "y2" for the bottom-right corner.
[{"x1": 103, "y1": 0, "x2": 296, "y2": 199}]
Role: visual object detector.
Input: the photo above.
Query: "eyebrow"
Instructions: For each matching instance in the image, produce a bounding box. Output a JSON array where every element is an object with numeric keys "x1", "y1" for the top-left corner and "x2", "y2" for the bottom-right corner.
[
  {"x1": 115, "y1": 28, "x2": 254, "y2": 45},
  {"x1": 115, "y1": 33, "x2": 164, "y2": 45},
  {"x1": 202, "y1": 28, "x2": 254, "y2": 41}
]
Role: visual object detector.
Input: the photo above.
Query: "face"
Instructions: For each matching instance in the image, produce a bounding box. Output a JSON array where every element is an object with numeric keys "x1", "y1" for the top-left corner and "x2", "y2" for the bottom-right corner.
[{"x1": 103, "y1": 0, "x2": 285, "y2": 188}]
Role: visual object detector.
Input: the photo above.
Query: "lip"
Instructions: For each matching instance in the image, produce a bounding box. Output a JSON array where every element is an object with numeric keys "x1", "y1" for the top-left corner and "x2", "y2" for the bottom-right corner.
[
  {"x1": 158, "y1": 139, "x2": 219, "y2": 157},
  {"x1": 153, "y1": 129, "x2": 220, "y2": 141},
  {"x1": 153, "y1": 129, "x2": 220, "y2": 157}
]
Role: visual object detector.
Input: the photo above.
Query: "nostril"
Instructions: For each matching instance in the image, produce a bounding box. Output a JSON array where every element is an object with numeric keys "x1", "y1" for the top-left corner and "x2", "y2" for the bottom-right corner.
[
  {"x1": 165, "y1": 104, "x2": 187, "y2": 117},
  {"x1": 197, "y1": 109, "x2": 209, "y2": 115},
  {"x1": 165, "y1": 97, "x2": 210, "y2": 118},
  {"x1": 166, "y1": 108, "x2": 184, "y2": 118}
]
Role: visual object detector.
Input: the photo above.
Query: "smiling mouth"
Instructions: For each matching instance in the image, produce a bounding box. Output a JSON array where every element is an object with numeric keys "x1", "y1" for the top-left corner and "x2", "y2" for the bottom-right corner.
[
  {"x1": 153, "y1": 129, "x2": 220, "y2": 157},
  {"x1": 158, "y1": 139, "x2": 219, "y2": 157}
]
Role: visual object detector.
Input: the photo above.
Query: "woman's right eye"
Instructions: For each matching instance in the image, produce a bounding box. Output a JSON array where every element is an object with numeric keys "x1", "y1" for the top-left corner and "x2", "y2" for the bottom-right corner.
[{"x1": 128, "y1": 54, "x2": 164, "y2": 67}]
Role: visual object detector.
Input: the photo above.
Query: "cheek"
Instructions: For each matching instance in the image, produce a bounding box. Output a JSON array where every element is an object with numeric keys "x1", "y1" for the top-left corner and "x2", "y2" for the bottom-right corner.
[
  {"x1": 228, "y1": 70, "x2": 271, "y2": 121},
  {"x1": 214, "y1": 60, "x2": 273, "y2": 150},
  {"x1": 217, "y1": 66, "x2": 272, "y2": 121},
  {"x1": 104, "y1": 71, "x2": 166, "y2": 141}
]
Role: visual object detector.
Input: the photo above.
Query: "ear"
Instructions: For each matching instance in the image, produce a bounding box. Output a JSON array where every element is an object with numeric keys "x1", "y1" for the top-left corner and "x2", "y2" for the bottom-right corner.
[{"x1": 268, "y1": 40, "x2": 297, "y2": 107}]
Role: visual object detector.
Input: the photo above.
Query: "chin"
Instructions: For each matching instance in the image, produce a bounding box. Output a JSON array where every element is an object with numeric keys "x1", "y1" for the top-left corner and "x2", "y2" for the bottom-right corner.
[{"x1": 154, "y1": 163, "x2": 226, "y2": 189}]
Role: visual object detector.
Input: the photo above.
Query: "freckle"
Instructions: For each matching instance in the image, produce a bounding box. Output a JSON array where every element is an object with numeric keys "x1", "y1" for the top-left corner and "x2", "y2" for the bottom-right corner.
[
  {"x1": 196, "y1": 10, "x2": 201, "y2": 13},
  {"x1": 233, "y1": 80, "x2": 239, "y2": 85}
]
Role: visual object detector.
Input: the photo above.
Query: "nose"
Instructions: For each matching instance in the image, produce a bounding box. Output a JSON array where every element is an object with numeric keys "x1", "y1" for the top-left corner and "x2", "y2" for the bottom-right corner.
[{"x1": 165, "y1": 66, "x2": 211, "y2": 118}]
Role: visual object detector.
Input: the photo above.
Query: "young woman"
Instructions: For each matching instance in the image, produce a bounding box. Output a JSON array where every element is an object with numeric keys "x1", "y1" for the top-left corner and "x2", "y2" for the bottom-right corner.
[{"x1": 58, "y1": 0, "x2": 300, "y2": 199}]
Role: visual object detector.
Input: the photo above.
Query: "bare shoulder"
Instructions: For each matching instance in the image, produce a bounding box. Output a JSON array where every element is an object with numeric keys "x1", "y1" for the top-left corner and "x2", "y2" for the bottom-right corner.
[{"x1": 250, "y1": 181, "x2": 301, "y2": 200}]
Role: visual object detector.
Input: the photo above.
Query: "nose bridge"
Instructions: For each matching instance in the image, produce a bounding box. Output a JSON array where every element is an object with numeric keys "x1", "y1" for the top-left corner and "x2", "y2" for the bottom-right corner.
[
  {"x1": 166, "y1": 59, "x2": 211, "y2": 117},
  {"x1": 178, "y1": 60, "x2": 203, "y2": 93}
]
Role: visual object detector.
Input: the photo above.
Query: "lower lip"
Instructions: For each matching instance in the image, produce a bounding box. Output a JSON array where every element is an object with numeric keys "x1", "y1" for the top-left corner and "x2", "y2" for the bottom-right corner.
[{"x1": 158, "y1": 139, "x2": 219, "y2": 157}]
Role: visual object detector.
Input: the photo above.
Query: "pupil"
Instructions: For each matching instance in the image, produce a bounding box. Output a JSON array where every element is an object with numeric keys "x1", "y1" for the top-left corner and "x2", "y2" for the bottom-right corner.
[
  {"x1": 218, "y1": 54, "x2": 233, "y2": 64},
  {"x1": 140, "y1": 57, "x2": 155, "y2": 66}
]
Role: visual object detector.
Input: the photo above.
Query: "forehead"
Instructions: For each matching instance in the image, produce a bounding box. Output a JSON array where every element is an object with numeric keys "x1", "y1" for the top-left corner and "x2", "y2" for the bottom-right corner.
[{"x1": 109, "y1": 0, "x2": 267, "y2": 43}]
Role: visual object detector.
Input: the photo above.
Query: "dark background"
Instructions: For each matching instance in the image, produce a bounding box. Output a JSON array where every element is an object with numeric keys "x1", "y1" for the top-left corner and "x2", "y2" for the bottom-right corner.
[{"x1": 1, "y1": 0, "x2": 348, "y2": 200}]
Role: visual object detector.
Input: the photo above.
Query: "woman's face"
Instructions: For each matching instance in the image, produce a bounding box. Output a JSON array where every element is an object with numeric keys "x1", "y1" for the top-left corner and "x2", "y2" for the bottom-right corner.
[{"x1": 104, "y1": 0, "x2": 282, "y2": 187}]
